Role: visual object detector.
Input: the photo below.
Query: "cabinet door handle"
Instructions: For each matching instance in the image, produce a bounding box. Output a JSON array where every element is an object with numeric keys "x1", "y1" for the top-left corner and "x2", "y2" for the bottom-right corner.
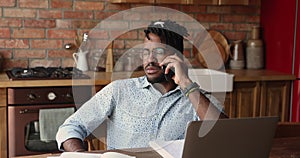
[{"x1": 19, "y1": 109, "x2": 38, "y2": 114}]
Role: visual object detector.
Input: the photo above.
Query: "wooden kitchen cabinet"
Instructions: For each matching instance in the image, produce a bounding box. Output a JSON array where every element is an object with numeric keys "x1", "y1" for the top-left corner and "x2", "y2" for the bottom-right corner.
[
  {"x1": 224, "y1": 70, "x2": 294, "y2": 122},
  {"x1": 226, "y1": 81, "x2": 260, "y2": 118},
  {"x1": 0, "y1": 88, "x2": 7, "y2": 158},
  {"x1": 260, "y1": 81, "x2": 291, "y2": 121}
]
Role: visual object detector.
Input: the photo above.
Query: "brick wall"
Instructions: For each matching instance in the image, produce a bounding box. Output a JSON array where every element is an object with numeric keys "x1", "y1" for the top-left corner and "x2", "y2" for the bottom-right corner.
[{"x1": 0, "y1": 0, "x2": 261, "y2": 71}]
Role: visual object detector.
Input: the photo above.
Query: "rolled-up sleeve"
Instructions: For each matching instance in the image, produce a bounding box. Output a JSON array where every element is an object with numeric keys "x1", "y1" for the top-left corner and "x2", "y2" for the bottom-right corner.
[{"x1": 56, "y1": 82, "x2": 116, "y2": 150}]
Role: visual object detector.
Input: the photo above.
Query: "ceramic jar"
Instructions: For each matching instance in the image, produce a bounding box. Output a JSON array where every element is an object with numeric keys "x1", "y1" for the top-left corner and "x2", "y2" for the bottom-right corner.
[{"x1": 246, "y1": 26, "x2": 264, "y2": 69}]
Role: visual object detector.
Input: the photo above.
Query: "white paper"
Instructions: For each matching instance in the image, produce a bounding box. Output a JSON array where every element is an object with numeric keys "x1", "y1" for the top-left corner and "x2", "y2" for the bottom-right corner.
[{"x1": 149, "y1": 139, "x2": 184, "y2": 158}]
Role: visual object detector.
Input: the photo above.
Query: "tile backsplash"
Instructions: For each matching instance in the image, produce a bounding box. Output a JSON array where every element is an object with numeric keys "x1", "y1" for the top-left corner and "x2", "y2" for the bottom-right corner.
[{"x1": 0, "y1": 0, "x2": 261, "y2": 71}]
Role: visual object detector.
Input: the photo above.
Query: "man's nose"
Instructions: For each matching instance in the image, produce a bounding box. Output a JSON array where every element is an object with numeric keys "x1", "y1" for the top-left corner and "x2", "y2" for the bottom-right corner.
[{"x1": 146, "y1": 52, "x2": 158, "y2": 62}]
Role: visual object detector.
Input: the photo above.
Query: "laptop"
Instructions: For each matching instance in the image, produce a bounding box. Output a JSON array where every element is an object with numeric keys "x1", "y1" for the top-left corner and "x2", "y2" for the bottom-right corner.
[{"x1": 149, "y1": 116, "x2": 279, "y2": 158}]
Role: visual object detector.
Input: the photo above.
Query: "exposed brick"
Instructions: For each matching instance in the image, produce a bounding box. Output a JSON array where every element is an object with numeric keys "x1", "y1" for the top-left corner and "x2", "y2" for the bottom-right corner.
[
  {"x1": 29, "y1": 59, "x2": 61, "y2": 67},
  {"x1": 183, "y1": 22, "x2": 207, "y2": 31},
  {"x1": 24, "y1": 19, "x2": 56, "y2": 28},
  {"x1": 138, "y1": 30, "x2": 145, "y2": 40},
  {"x1": 48, "y1": 50, "x2": 73, "y2": 58},
  {"x1": 121, "y1": 31, "x2": 139, "y2": 39},
  {"x1": 0, "y1": 18, "x2": 22, "y2": 27},
  {"x1": 182, "y1": 5, "x2": 206, "y2": 13},
  {"x1": 0, "y1": 0, "x2": 15, "y2": 7},
  {"x1": 196, "y1": 14, "x2": 220, "y2": 22},
  {"x1": 140, "y1": 13, "x2": 168, "y2": 22},
  {"x1": 62, "y1": 58, "x2": 75, "y2": 67},
  {"x1": 19, "y1": 0, "x2": 48, "y2": 8},
  {"x1": 4, "y1": 8, "x2": 36, "y2": 18},
  {"x1": 14, "y1": 50, "x2": 46, "y2": 58},
  {"x1": 88, "y1": 30, "x2": 109, "y2": 39},
  {"x1": 0, "y1": 28, "x2": 11, "y2": 38},
  {"x1": 123, "y1": 12, "x2": 141, "y2": 21},
  {"x1": 130, "y1": 21, "x2": 151, "y2": 31},
  {"x1": 210, "y1": 23, "x2": 233, "y2": 31},
  {"x1": 100, "y1": 21, "x2": 129, "y2": 30},
  {"x1": 0, "y1": 0, "x2": 261, "y2": 69},
  {"x1": 39, "y1": 10, "x2": 62, "y2": 19},
  {"x1": 31, "y1": 39, "x2": 63, "y2": 49},
  {"x1": 231, "y1": 6, "x2": 260, "y2": 15},
  {"x1": 75, "y1": 1, "x2": 104, "y2": 11},
  {"x1": 223, "y1": 15, "x2": 247, "y2": 23},
  {"x1": 3, "y1": 59, "x2": 28, "y2": 69},
  {"x1": 224, "y1": 31, "x2": 247, "y2": 41},
  {"x1": 125, "y1": 40, "x2": 142, "y2": 49},
  {"x1": 154, "y1": 4, "x2": 180, "y2": 11},
  {"x1": 168, "y1": 13, "x2": 195, "y2": 22},
  {"x1": 234, "y1": 23, "x2": 254, "y2": 31},
  {"x1": 105, "y1": 3, "x2": 131, "y2": 11},
  {"x1": 94, "y1": 12, "x2": 117, "y2": 20},
  {"x1": 0, "y1": 49, "x2": 13, "y2": 58},
  {"x1": 47, "y1": 30, "x2": 76, "y2": 39},
  {"x1": 71, "y1": 20, "x2": 99, "y2": 29},
  {"x1": 64, "y1": 11, "x2": 93, "y2": 19},
  {"x1": 112, "y1": 40, "x2": 125, "y2": 49},
  {"x1": 51, "y1": 0, "x2": 73, "y2": 9},
  {"x1": 247, "y1": 15, "x2": 260, "y2": 23},
  {"x1": 249, "y1": 0, "x2": 261, "y2": 6},
  {"x1": 12, "y1": 28, "x2": 45, "y2": 38},
  {"x1": 56, "y1": 20, "x2": 72, "y2": 28},
  {"x1": 207, "y1": 6, "x2": 232, "y2": 14},
  {"x1": 0, "y1": 39, "x2": 29, "y2": 48}
]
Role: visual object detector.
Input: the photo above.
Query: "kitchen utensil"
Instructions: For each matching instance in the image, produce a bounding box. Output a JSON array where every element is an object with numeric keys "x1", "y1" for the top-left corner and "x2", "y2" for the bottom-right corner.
[
  {"x1": 194, "y1": 30, "x2": 230, "y2": 69},
  {"x1": 230, "y1": 40, "x2": 244, "y2": 61}
]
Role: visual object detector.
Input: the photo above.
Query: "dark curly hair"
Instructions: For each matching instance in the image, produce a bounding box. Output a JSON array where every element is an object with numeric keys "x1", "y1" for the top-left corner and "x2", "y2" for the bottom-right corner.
[{"x1": 144, "y1": 20, "x2": 189, "y2": 54}]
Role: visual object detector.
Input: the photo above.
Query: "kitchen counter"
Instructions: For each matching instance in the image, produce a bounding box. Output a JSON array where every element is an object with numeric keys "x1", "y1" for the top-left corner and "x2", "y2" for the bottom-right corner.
[
  {"x1": 0, "y1": 69, "x2": 296, "y2": 158},
  {"x1": 0, "y1": 71, "x2": 145, "y2": 88},
  {"x1": 226, "y1": 69, "x2": 296, "y2": 81},
  {"x1": 0, "y1": 69, "x2": 295, "y2": 88}
]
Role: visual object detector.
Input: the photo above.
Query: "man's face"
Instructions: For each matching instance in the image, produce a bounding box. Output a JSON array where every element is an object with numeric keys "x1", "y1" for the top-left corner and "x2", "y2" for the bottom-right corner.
[{"x1": 142, "y1": 33, "x2": 172, "y2": 83}]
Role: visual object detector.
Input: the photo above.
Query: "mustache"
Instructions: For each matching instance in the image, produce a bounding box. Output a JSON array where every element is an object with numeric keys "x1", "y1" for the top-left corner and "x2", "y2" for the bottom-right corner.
[{"x1": 145, "y1": 62, "x2": 161, "y2": 69}]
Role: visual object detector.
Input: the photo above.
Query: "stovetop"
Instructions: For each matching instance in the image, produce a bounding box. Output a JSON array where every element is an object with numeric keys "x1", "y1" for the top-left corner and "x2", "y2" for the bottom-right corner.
[{"x1": 6, "y1": 67, "x2": 90, "y2": 80}]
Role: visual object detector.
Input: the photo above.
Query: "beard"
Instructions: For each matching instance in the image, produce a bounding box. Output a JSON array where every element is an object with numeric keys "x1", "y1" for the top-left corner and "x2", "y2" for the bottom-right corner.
[
  {"x1": 147, "y1": 72, "x2": 166, "y2": 83},
  {"x1": 145, "y1": 62, "x2": 168, "y2": 84}
]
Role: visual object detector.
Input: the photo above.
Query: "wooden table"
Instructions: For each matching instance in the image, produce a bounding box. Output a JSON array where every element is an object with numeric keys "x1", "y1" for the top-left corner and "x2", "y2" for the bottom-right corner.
[
  {"x1": 14, "y1": 137, "x2": 300, "y2": 158},
  {"x1": 269, "y1": 137, "x2": 300, "y2": 158}
]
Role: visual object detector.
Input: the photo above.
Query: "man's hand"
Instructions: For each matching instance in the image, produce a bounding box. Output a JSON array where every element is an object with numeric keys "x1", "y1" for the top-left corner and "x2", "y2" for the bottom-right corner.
[
  {"x1": 160, "y1": 54, "x2": 192, "y2": 90},
  {"x1": 62, "y1": 138, "x2": 86, "y2": 152}
]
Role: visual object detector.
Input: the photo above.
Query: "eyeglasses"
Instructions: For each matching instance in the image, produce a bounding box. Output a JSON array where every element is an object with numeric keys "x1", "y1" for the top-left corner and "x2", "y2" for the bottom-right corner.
[{"x1": 142, "y1": 47, "x2": 169, "y2": 59}]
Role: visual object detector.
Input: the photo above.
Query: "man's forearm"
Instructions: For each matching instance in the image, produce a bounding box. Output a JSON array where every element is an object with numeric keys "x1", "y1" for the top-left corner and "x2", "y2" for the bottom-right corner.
[
  {"x1": 62, "y1": 138, "x2": 86, "y2": 152},
  {"x1": 180, "y1": 80, "x2": 228, "y2": 119}
]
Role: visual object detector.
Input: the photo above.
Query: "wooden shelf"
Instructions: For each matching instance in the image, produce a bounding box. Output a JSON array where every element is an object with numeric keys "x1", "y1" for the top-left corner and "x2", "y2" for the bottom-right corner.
[{"x1": 109, "y1": 0, "x2": 248, "y2": 5}]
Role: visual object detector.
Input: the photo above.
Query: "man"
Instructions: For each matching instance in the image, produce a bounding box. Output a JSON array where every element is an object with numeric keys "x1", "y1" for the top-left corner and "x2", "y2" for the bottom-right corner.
[{"x1": 56, "y1": 20, "x2": 227, "y2": 152}]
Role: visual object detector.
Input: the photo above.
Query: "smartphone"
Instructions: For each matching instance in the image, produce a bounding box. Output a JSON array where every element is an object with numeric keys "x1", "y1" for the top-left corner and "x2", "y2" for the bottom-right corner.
[{"x1": 162, "y1": 65, "x2": 175, "y2": 81}]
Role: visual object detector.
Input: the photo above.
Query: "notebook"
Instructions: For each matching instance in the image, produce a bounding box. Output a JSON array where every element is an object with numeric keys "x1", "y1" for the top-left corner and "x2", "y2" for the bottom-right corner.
[{"x1": 149, "y1": 116, "x2": 279, "y2": 158}]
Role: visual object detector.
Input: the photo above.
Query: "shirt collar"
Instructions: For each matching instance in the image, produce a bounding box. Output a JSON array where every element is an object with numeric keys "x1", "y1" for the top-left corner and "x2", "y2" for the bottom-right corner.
[{"x1": 139, "y1": 76, "x2": 182, "y2": 94}]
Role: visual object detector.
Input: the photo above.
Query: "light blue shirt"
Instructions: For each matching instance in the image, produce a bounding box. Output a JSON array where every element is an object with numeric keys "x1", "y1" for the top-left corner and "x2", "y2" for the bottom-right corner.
[{"x1": 56, "y1": 76, "x2": 223, "y2": 150}]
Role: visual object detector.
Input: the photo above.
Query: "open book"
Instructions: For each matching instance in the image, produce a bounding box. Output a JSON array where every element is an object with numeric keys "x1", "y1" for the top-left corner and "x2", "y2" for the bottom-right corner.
[
  {"x1": 149, "y1": 139, "x2": 184, "y2": 158},
  {"x1": 47, "y1": 151, "x2": 136, "y2": 158}
]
